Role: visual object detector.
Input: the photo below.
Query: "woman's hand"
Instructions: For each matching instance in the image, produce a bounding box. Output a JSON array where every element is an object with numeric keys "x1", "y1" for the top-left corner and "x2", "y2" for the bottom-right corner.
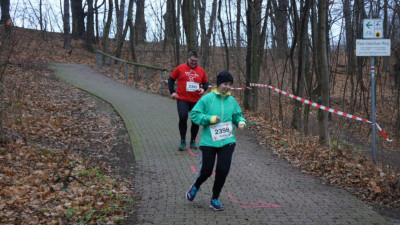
[
  {"x1": 238, "y1": 122, "x2": 246, "y2": 130},
  {"x1": 210, "y1": 116, "x2": 221, "y2": 124}
]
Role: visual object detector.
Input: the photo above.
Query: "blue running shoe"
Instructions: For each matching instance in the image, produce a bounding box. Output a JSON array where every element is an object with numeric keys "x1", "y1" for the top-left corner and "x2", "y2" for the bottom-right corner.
[
  {"x1": 189, "y1": 141, "x2": 198, "y2": 149},
  {"x1": 186, "y1": 185, "x2": 199, "y2": 201},
  {"x1": 178, "y1": 141, "x2": 186, "y2": 151},
  {"x1": 210, "y1": 199, "x2": 224, "y2": 211}
]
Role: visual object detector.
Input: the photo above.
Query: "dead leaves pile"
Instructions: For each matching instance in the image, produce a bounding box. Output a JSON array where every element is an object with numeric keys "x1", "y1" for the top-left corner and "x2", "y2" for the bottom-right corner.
[
  {"x1": 245, "y1": 111, "x2": 400, "y2": 209},
  {"x1": 0, "y1": 64, "x2": 134, "y2": 224}
]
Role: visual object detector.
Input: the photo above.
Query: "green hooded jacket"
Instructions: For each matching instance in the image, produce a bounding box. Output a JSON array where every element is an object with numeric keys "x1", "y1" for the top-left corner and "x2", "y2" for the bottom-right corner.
[{"x1": 190, "y1": 89, "x2": 247, "y2": 148}]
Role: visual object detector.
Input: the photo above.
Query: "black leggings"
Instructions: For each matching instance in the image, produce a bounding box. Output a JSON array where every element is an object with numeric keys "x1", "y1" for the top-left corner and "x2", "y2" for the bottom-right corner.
[
  {"x1": 193, "y1": 143, "x2": 235, "y2": 199},
  {"x1": 177, "y1": 100, "x2": 199, "y2": 142}
]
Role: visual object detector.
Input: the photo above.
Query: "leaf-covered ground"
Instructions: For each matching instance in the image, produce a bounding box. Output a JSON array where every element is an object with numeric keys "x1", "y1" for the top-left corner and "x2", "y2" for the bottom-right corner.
[
  {"x1": 245, "y1": 112, "x2": 400, "y2": 212},
  {"x1": 1, "y1": 28, "x2": 135, "y2": 224}
]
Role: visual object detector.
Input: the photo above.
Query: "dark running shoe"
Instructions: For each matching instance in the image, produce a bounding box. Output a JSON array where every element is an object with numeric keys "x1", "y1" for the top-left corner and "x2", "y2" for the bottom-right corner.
[
  {"x1": 178, "y1": 141, "x2": 186, "y2": 151},
  {"x1": 186, "y1": 184, "x2": 199, "y2": 201},
  {"x1": 189, "y1": 141, "x2": 198, "y2": 149},
  {"x1": 210, "y1": 199, "x2": 224, "y2": 211}
]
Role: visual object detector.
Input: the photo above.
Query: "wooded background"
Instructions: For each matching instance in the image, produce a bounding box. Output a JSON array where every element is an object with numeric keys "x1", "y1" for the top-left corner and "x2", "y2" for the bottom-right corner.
[{"x1": 1, "y1": 0, "x2": 400, "y2": 146}]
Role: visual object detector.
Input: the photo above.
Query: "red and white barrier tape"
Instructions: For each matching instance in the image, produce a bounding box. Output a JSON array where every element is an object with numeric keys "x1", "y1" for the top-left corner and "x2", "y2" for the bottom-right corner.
[{"x1": 250, "y1": 83, "x2": 392, "y2": 142}]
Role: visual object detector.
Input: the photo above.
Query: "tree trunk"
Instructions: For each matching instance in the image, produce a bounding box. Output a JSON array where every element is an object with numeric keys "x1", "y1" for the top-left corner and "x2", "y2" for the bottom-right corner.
[
  {"x1": 355, "y1": 0, "x2": 366, "y2": 95},
  {"x1": 199, "y1": 0, "x2": 217, "y2": 70},
  {"x1": 175, "y1": 0, "x2": 182, "y2": 66},
  {"x1": 85, "y1": 0, "x2": 95, "y2": 51},
  {"x1": 39, "y1": 0, "x2": 43, "y2": 31},
  {"x1": 127, "y1": 0, "x2": 137, "y2": 62},
  {"x1": 102, "y1": 0, "x2": 113, "y2": 53},
  {"x1": 243, "y1": 0, "x2": 268, "y2": 111},
  {"x1": 0, "y1": 0, "x2": 10, "y2": 25},
  {"x1": 236, "y1": 0, "x2": 241, "y2": 48},
  {"x1": 272, "y1": 0, "x2": 288, "y2": 58},
  {"x1": 115, "y1": 0, "x2": 125, "y2": 58},
  {"x1": 95, "y1": 0, "x2": 99, "y2": 43},
  {"x1": 135, "y1": 0, "x2": 147, "y2": 44},
  {"x1": 317, "y1": 0, "x2": 330, "y2": 145},
  {"x1": 71, "y1": 0, "x2": 85, "y2": 39},
  {"x1": 115, "y1": 21, "x2": 129, "y2": 60},
  {"x1": 94, "y1": 0, "x2": 105, "y2": 44},
  {"x1": 182, "y1": 0, "x2": 197, "y2": 51},
  {"x1": 63, "y1": 0, "x2": 72, "y2": 50},
  {"x1": 343, "y1": 0, "x2": 356, "y2": 111},
  {"x1": 218, "y1": 0, "x2": 229, "y2": 70},
  {"x1": 163, "y1": 0, "x2": 175, "y2": 45},
  {"x1": 292, "y1": 0, "x2": 311, "y2": 131}
]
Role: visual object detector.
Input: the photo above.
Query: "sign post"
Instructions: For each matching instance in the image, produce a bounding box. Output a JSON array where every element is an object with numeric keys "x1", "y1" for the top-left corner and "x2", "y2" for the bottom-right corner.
[{"x1": 356, "y1": 18, "x2": 390, "y2": 164}]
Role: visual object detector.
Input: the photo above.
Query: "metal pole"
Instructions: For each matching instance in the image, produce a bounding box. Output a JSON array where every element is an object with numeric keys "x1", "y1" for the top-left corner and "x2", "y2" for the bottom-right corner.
[
  {"x1": 371, "y1": 56, "x2": 376, "y2": 164},
  {"x1": 104, "y1": 56, "x2": 107, "y2": 72},
  {"x1": 146, "y1": 68, "x2": 149, "y2": 90},
  {"x1": 160, "y1": 71, "x2": 164, "y2": 96},
  {"x1": 110, "y1": 58, "x2": 113, "y2": 76},
  {"x1": 125, "y1": 63, "x2": 128, "y2": 83},
  {"x1": 135, "y1": 66, "x2": 138, "y2": 87},
  {"x1": 117, "y1": 60, "x2": 120, "y2": 80}
]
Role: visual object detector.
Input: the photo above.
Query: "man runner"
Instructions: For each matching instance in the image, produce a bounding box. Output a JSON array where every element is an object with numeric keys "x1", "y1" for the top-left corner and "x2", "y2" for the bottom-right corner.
[{"x1": 168, "y1": 50, "x2": 209, "y2": 150}]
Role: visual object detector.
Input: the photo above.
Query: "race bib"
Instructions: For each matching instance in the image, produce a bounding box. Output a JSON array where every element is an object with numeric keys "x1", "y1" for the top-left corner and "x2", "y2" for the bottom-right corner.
[
  {"x1": 186, "y1": 82, "x2": 199, "y2": 92},
  {"x1": 210, "y1": 122, "x2": 233, "y2": 141}
]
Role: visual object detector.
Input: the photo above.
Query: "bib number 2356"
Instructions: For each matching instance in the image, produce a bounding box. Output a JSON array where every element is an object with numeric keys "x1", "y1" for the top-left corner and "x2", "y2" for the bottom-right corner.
[{"x1": 210, "y1": 122, "x2": 233, "y2": 141}]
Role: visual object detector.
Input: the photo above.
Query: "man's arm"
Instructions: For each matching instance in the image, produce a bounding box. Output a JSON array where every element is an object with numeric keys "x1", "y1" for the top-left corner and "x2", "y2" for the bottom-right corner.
[
  {"x1": 168, "y1": 77, "x2": 176, "y2": 94},
  {"x1": 202, "y1": 82, "x2": 209, "y2": 92}
]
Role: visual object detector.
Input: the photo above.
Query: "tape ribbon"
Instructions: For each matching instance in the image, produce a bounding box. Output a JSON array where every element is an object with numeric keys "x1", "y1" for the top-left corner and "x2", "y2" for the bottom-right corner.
[{"x1": 249, "y1": 83, "x2": 392, "y2": 142}]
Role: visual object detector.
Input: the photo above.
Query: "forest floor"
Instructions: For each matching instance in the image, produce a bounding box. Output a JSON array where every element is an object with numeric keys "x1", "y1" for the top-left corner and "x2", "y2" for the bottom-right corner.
[{"x1": 0, "y1": 27, "x2": 399, "y2": 223}]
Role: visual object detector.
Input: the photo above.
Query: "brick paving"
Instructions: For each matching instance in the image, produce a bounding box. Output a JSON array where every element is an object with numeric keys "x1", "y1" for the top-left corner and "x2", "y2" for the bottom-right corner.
[{"x1": 51, "y1": 63, "x2": 392, "y2": 225}]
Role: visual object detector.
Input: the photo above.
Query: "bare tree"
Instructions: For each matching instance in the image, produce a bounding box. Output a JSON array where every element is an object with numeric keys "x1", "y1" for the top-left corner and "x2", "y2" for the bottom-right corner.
[
  {"x1": 126, "y1": 0, "x2": 137, "y2": 62},
  {"x1": 163, "y1": 0, "x2": 175, "y2": 45},
  {"x1": 115, "y1": 0, "x2": 125, "y2": 57},
  {"x1": 243, "y1": 0, "x2": 268, "y2": 111},
  {"x1": 0, "y1": 0, "x2": 10, "y2": 25},
  {"x1": 182, "y1": 0, "x2": 197, "y2": 51},
  {"x1": 0, "y1": 16, "x2": 15, "y2": 145},
  {"x1": 85, "y1": 0, "x2": 95, "y2": 51},
  {"x1": 116, "y1": 0, "x2": 134, "y2": 59},
  {"x1": 135, "y1": 0, "x2": 147, "y2": 44},
  {"x1": 199, "y1": 0, "x2": 217, "y2": 69},
  {"x1": 317, "y1": 0, "x2": 330, "y2": 145},
  {"x1": 39, "y1": 0, "x2": 43, "y2": 31},
  {"x1": 102, "y1": 0, "x2": 113, "y2": 53},
  {"x1": 236, "y1": 0, "x2": 241, "y2": 48},
  {"x1": 71, "y1": 0, "x2": 85, "y2": 39},
  {"x1": 271, "y1": 0, "x2": 288, "y2": 58},
  {"x1": 218, "y1": 0, "x2": 229, "y2": 70},
  {"x1": 63, "y1": 0, "x2": 72, "y2": 50},
  {"x1": 94, "y1": 0, "x2": 106, "y2": 43},
  {"x1": 291, "y1": 0, "x2": 311, "y2": 131}
]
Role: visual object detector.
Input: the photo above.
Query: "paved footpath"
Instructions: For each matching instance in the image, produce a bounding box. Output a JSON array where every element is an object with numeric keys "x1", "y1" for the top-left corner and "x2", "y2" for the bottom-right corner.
[{"x1": 51, "y1": 63, "x2": 392, "y2": 225}]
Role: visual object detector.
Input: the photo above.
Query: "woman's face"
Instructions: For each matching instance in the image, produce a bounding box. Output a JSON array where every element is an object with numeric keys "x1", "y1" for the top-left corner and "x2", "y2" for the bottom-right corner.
[{"x1": 217, "y1": 81, "x2": 232, "y2": 95}]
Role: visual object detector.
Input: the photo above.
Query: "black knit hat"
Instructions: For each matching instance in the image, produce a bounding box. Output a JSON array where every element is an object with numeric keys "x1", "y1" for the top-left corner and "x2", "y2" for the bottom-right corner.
[{"x1": 217, "y1": 70, "x2": 234, "y2": 86}]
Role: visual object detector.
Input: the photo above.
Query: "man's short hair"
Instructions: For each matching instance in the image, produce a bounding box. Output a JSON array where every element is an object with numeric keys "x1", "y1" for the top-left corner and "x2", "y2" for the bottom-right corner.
[{"x1": 188, "y1": 50, "x2": 198, "y2": 58}]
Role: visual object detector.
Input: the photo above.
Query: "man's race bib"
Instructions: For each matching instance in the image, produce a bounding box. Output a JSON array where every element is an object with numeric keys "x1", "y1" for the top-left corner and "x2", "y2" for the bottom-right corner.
[
  {"x1": 186, "y1": 82, "x2": 199, "y2": 92},
  {"x1": 210, "y1": 121, "x2": 233, "y2": 141}
]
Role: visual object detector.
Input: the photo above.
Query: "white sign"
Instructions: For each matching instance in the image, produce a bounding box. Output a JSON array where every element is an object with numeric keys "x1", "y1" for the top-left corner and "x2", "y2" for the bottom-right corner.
[
  {"x1": 363, "y1": 19, "x2": 383, "y2": 39},
  {"x1": 356, "y1": 39, "x2": 391, "y2": 56}
]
